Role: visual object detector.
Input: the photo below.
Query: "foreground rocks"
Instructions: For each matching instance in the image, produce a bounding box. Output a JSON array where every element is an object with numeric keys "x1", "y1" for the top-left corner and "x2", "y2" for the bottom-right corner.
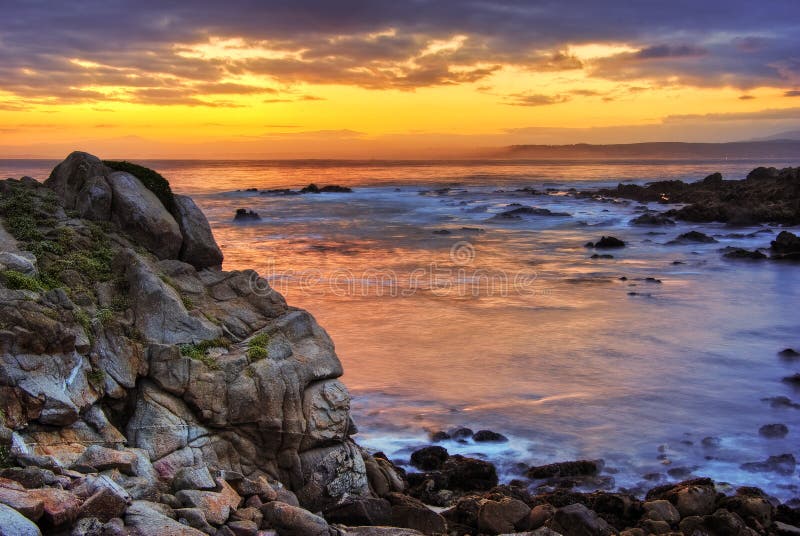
[{"x1": 0, "y1": 152, "x2": 402, "y2": 536}]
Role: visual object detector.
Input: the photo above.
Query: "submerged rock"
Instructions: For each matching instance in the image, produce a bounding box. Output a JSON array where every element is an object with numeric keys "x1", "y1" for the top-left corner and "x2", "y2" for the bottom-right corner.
[
  {"x1": 593, "y1": 236, "x2": 626, "y2": 248},
  {"x1": 723, "y1": 248, "x2": 767, "y2": 260},
  {"x1": 759, "y1": 424, "x2": 789, "y2": 439},
  {"x1": 491, "y1": 206, "x2": 571, "y2": 220},
  {"x1": 668, "y1": 231, "x2": 718, "y2": 244},
  {"x1": 233, "y1": 208, "x2": 262, "y2": 222},
  {"x1": 631, "y1": 212, "x2": 676, "y2": 226},
  {"x1": 300, "y1": 183, "x2": 353, "y2": 194},
  {"x1": 771, "y1": 231, "x2": 800, "y2": 260}
]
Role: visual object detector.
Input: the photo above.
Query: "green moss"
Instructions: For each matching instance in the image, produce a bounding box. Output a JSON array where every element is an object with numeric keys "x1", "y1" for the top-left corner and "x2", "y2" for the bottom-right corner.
[
  {"x1": 179, "y1": 337, "x2": 230, "y2": 370},
  {"x1": 2, "y1": 270, "x2": 47, "y2": 292},
  {"x1": 87, "y1": 368, "x2": 105, "y2": 388},
  {"x1": 181, "y1": 295, "x2": 195, "y2": 310},
  {"x1": 0, "y1": 445, "x2": 10, "y2": 470},
  {"x1": 103, "y1": 160, "x2": 176, "y2": 213},
  {"x1": 111, "y1": 295, "x2": 130, "y2": 312},
  {"x1": 95, "y1": 308, "x2": 114, "y2": 326},
  {"x1": 247, "y1": 332, "x2": 270, "y2": 362}
]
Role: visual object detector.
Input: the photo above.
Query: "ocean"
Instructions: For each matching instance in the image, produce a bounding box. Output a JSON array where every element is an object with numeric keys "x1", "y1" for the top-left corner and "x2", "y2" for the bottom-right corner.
[{"x1": 3, "y1": 157, "x2": 799, "y2": 499}]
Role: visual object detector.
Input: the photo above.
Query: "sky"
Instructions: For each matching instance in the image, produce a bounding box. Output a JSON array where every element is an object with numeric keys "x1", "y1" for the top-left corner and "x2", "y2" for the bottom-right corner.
[{"x1": 1, "y1": 0, "x2": 800, "y2": 158}]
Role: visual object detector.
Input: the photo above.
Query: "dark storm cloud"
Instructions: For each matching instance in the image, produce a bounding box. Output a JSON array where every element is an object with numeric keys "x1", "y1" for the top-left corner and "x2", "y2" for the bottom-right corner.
[{"x1": 1, "y1": 0, "x2": 799, "y2": 105}]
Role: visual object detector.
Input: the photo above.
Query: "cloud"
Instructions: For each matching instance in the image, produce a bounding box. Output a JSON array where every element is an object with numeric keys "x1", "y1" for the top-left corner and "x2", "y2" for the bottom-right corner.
[
  {"x1": 503, "y1": 93, "x2": 571, "y2": 106},
  {"x1": 0, "y1": 0, "x2": 799, "y2": 106},
  {"x1": 785, "y1": 90, "x2": 800, "y2": 97}
]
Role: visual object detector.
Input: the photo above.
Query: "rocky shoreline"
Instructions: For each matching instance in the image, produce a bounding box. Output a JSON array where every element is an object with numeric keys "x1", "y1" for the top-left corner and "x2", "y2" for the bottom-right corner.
[{"x1": 1, "y1": 152, "x2": 799, "y2": 535}]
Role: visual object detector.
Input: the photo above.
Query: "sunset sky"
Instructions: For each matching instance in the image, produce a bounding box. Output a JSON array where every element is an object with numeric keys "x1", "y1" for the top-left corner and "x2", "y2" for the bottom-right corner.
[{"x1": 2, "y1": 1, "x2": 800, "y2": 158}]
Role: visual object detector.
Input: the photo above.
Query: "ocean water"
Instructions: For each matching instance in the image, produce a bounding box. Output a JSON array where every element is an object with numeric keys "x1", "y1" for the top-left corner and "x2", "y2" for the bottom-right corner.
[{"x1": 4, "y1": 158, "x2": 800, "y2": 500}]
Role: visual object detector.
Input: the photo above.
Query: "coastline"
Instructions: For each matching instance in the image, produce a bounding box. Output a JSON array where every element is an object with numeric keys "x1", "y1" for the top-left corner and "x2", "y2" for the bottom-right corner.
[{"x1": 3, "y1": 153, "x2": 797, "y2": 534}]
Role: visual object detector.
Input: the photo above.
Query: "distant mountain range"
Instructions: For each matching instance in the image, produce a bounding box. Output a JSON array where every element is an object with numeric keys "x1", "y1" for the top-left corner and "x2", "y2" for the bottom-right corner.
[
  {"x1": 749, "y1": 130, "x2": 800, "y2": 142},
  {"x1": 495, "y1": 140, "x2": 800, "y2": 160}
]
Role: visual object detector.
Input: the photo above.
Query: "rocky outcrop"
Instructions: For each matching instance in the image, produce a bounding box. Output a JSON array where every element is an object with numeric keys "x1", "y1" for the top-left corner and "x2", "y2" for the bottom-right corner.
[
  {"x1": 174, "y1": 194, "x2": 224, "y2": 269},
  {"x1": 0, "y1": 153, "x2": 398, "y2": 535}
]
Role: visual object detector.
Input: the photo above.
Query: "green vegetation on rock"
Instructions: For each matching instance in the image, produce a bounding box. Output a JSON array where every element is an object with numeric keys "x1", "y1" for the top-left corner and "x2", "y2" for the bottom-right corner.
[
  {"x1": 87, "y1": 367, "x2": 105, "y2": 389},
  {"x1": 1, "y1": 270, "x2": 47, "y2": 292},
  {"x1": 104, "y1": 160, "x2": 176, "y2": 213},
  {"x1": 179, "y1": 337, "x2": 230, "y2": 369},
  {"x1": 247, "y1": 332, "x2": 270, "y2": 361}
]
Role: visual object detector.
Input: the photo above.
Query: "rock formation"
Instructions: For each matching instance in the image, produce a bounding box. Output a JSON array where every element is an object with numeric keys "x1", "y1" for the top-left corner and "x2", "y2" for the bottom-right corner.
[{"x1": 0, "y1": 152, "x2": 407, "y2": 535}]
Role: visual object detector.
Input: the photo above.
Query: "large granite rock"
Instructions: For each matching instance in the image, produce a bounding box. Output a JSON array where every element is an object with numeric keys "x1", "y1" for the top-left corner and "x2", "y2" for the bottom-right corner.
[
  {"x1": 174, "y1": 194, "x2": 223, "y2": 269},
  {"x1": 0, "y1": 503, "x2": 41, "y2": 536},
  {"x1": 44, "y1": 151, "x2": 109, "y2": 209},
  {"x1": 108, "y1": 171, "x2": 183, "y2": 259}
]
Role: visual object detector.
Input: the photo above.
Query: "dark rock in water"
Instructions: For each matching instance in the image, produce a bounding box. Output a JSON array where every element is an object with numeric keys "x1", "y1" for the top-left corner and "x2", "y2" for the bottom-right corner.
[
  {"x1": 491, "y1": 206, "x2": 571, "y2": 220},
  {"x1": 631, "y1": 213, "x2": 676, "y2": 226},
  {"x1": 430, "y1": 430, "x2": 451, "y2": 442},
  {"x1": 741, "y1": 454, "x2": 797, "y2": 475},
  {"x1": 701, "y1": 437, "x2": 721, "y2": 448},
  {"x1": 526, "y1": 460, "x2": 601, "y2": 479},
  {"x1": 410, "y1": 446, "x2": 449, "y2": 470},
  {"x1": 449, "y1": 427, "x2": 474, "y2": 440},
  {"x1": 645, "y1": 478, "x2": 718, "y2": 517},
  {"x1": 782, "y1": 373, "x2": 800, "y2": 385},
  {"x1": 771, "y1": 231, "x2": 800, "y2": 260},
  {"x1": 432, "y1": 229, "x2": 452, "y2": 235},
  {"x1": 763, "y1": 396, "x2": 800, "y2": 409},
  {"x1": 472, "y1": 430, "x2": 508, "y2": 443},
  {"x1": 759, "y1": 423, "x2": 789, "y2": 438},
  {"x1": 260, "y1": 188, "x2": 299, "y2": 196},
  {"x1": 591, "y1": 254, "x2": 614, "y2": 259},
  {"x1": 460, "y1": 227, "x2": 484, "y2": 233},
  {"x1": 585, "y1": 241, "x2": 595, "y2": 248},
  {"x1": 669, "y1": 231, "x2": 718, "y2": 244},
  {"x1": 585, "y1": 167, "x2": 800, "y2": 225},
  {"x1": 234, "y1": 208, "x2": 261, "y2": 222},
  {"x1": 442, "y1": 455, "x2": 498, "y2": 491},
  {"x1": 300, "y1": 183, "x2": 353, "y2": 194},
  {"x1": 723, "y1": 248, "x2": 767, "y2": 260},
  {"x1": 594, "y1": 236, "x2": 626, "y2": 248},
  {"x1": 779, "y1": 348, "x2": 800, "y2": 358}
]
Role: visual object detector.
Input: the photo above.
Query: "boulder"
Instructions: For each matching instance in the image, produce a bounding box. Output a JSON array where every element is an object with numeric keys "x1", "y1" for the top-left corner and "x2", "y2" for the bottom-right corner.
[
  {"x1": 72, "y1": 445, "x2": 137, "y2": 475},
  {"x1": 473, "y1": 430, "x2": 508, "y2": 443},
  {"x1": 410, "y1": 446, "x2": 449, "y2": 471},
  {"x1": 233, "y1": 209, "x2": 261, "y2": 222},
  {"x1": 76, "y1": 175, "x2": 112, "y2": 221},
  {"x1": 0, "y1": 476, "x2": 45, "y2": 520},
  {"x1": 174, "y1": 507, "x2": 216, "y2": 533},
  {"x1": 175, "y1": 479, "x2": 241, "y2": 525},
  {"x1": 44, "y1": 151, "x2": 110, "y2": 209},
  {"x1": 26, "y1": 487, "x2": 82, "y2": 526},
  {"x1": 759, "y1": 424, "x2": 789, "y2": 439},
  {"x1": 125, "y1": 500, "x2": 207, "y2": 535},
  {"x1": 646, "y1": 478, "x2": 719, "y2": 518},
  {"x1": 174, "y1": 194, "x2": 223, "y2": 270},
  {"x1": 771, "y1": 231, "x2": 800, "y2": 260},
  {"x1": 527, "y1": 460, "x2": 601, "y2": 479},
  {"x1": 631, "y1": 213, "x2": 676, "y2": 226},
  {"x1": 593, "y1": 236, "x2": 625, "y2": 249},
  {"x1": 0, "y1": 251, "x2": 38, "y2": 276},
  {"x1": 642, "y1": 500, "x2": 680, "y2": 525},
  {"x1": 478, "y1": 496, "x2": 531, "y2": 534},
  {"x1": 0, "y1": 503, "x2": 41, "y2": 536},
  {"x1": 79, "y1": 487, "x2": 128, "y2": 522},
  {"x1": 385, "y1": 492, "x2": 447, "y2": 535},
  {"x1": 227, "y1": 519, "x2": 259, "y2": 536},
  {"x1": 260, "y1": 501, "x2": 332, "y2": 536},
  {"x1": 551, "y1": 503, "x2": 614, "y2": 536},
  {"x1": 741, "y1": 454, "x2": 796, "y2": 475},
  {"x1": 107, "y1": 171, "x2": 182, "y2": 259},
  {"x1": 324, "y1": 497, "x2": 392, "y2": 526},
  {"x1": 173, "y1": 466, "x2": 217, "y2": 492}
]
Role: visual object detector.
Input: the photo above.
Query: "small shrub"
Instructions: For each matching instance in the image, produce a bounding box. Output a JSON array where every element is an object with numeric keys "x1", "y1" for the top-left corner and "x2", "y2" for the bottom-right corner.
[
  {"x1": 179, "y1": 337, "x2": 230, "y2": 370},
  {"x1": 103, "y1": 160, "x2": 176, "y2": 213},
  {"x1": 95, "y1": 308, "x2": 114, "y2": 326},
  {"x1": 247, "y1": 332, "x2": 270, "y2": 362},
  {"x1": 247, "y1": 346, "x2": 269, "y2": 361},
  {"x1": 2, "y1": 270, "x2": 46, "y2": 292},
  {"x1": 181, "y1": 295, "x2": 195, "y2": 310}
]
